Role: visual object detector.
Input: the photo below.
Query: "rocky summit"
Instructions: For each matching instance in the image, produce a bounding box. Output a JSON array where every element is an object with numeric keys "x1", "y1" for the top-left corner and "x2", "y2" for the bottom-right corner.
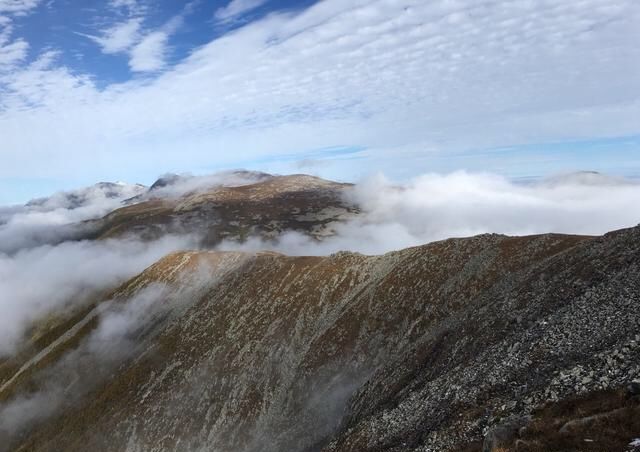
[{"x1": 0, "y1": 175, "x2": 639, "y2": 452}]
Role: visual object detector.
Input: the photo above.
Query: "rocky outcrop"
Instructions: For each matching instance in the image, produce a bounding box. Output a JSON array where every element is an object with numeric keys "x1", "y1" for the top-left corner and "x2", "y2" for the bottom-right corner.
[{"x1": 2, "y1": 226, "x2": 640, "y2": 451}]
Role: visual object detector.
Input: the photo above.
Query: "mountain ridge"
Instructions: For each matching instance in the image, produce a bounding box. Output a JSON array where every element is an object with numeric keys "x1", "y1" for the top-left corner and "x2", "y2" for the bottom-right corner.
[
  {"x1": 2, "y1": 225, "x2": 638, "y2": 451},
  {"x1": 81, "y1": 174, "x2": 358, "y2": 245},
  {"x1": 1, "y1": 172, "x2": 640, "y2": 452}
]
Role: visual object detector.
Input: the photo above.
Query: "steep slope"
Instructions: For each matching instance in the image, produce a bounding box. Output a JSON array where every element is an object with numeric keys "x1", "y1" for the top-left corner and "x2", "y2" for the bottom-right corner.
[
  {"x1": 83, "y1": 174, "x2": 358, "y2": 245},
  {"x1": 3, "y1": 226, "x2": 639, "y2": 451}
]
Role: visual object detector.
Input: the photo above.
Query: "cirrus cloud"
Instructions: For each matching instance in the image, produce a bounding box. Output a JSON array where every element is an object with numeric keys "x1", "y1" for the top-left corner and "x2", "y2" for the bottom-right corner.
[{"x1": 215, "y1": 0, "x2": 269, "y2": 22}]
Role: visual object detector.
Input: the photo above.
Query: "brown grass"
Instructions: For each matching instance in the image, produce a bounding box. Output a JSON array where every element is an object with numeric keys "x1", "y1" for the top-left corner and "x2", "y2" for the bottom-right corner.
[
  {"x1": 452, "y1": 388, "x2": 639, "y2": 452},
  {"x1": 517, "y1": 388, "x2": 640, "y2": 452}
]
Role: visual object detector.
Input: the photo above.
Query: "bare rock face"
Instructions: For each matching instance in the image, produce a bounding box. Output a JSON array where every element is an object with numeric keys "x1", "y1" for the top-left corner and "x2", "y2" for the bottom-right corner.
[{"x1": 1, "y1": 223, "x2": 639, "y2": 451}]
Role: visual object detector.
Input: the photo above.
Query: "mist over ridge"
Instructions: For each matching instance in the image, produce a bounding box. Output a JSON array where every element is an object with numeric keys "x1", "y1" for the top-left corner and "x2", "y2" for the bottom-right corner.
[
  {"x1": 1, "y1": 0, "x2": 639, "y2": 450},
  {"x1": 0, "y1": 169, "x2": 639, "y2": 451}
]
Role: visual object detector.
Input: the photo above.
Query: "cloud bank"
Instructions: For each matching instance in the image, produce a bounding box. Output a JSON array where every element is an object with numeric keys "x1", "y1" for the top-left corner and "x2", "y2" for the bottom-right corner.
[
  {"x1": 219, "y1": 171, "x2": 640, "y2": 256},
  {"x1": 0, "y1": 182, "x2": 145, "y2": 254}
]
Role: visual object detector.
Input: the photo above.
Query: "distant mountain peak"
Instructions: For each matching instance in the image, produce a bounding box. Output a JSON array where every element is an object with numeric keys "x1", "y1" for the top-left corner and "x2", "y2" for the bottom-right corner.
[
  {"x1": 542, "y1": 170, "x2": 632, "y2": 187},
  {"x1": 149, "y1": 173, "x2": 184, "y2": 191},
  {"x1": 24, "y1": 181, "x2": 147, "y2": 211}
]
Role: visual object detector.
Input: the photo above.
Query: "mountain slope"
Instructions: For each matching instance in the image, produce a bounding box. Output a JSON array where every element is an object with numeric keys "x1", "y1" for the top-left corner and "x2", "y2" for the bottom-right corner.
[
  {"x1": 82, "y1": 174, "x2": 358, "y2": 245},
  {"x1": 3, "y1": 225, "x2": 639, "y2": 452}
]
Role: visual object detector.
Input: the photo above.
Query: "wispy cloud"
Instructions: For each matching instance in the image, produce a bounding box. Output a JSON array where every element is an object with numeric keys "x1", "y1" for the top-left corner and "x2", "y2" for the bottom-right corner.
[
  {"x1": 0, "y1": 32, "x2": 28, "y2": 70},
  {"x1": 0, "y1": 0, "x2": 38, "y2": 71},
  {"x1": 109, "y1": 0, "x2": 141, "y2": 14},
  {"x1": 0, "y1": 0, "x2": 41, "y2": 15},
  {"x1": 128, "y1": 13, "x2": 184, "y2": 73},
  {"x1": 128, "y1": 29, "x2": 167, "y2": 72},
  {"x1": 80, "y1": 17, "x2": 142, "y2": 54},
  {"x1": 214, "y1": 0, "x2": 268, "y2": 22},
  {"x1": 77, "y1": 4, "x2": 188, "y2": 74}
]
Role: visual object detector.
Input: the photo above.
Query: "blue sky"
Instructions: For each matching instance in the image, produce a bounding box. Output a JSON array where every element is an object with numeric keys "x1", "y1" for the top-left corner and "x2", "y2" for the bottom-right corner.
[{"x1": 0, "y1": 0, "x2": 639, "y2": 204}]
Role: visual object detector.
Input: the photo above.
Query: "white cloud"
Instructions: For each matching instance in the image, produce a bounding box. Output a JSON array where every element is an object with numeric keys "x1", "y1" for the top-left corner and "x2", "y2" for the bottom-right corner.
[
  {"x1": 0, "y1": 0, "x2": 639, "y2": 191},
  {"x1": 79, "y1": 9, "x2": 187, "y2": 74},
  {"x1": 0, "y1": 0, "x2": 39, "y2": 71},
  {"x1": 0, "y1": 181, "x2": 145, "y2": 253},
  {"x1": 126, "y1": 13, "x2": 186, "y2": 73},
  {"x1": 83, "y1": 18, "x2": 142, "y2": 54},
  {"x1": 128, "y1": 30, "x2": 169, "y2": 72},
  {"x1": 0, "y1": 171, "x2": 270, "y2": 355},
  {"x1": 215, "y1": 0, "x2": 268, "y2": 21},
  {"x1": 0, "y1": 35, "x2": 27, "y2": 69},
  {"x1": 0, "y1": 14, "x2": 28, "y2": 70},
  {"x1": 0, "y1": 0, "x2": 40, "y2": 15}
]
